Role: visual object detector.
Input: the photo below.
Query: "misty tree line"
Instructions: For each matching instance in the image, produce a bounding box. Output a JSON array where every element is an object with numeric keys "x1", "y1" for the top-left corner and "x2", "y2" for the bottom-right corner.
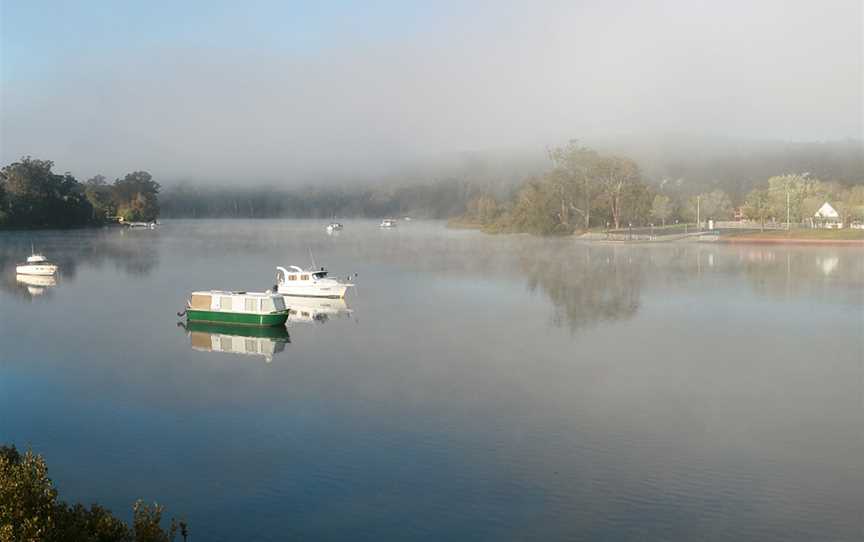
[
  {"x1": 159, "y1": 178, "x2": 473, "y2": 219},
  {"x1": 0, "y1": 157, "x2": 160, "y2": 228},
  {"x1": 456, "y1": 140, "x2": 864, "y2": 235},
  {"x1": 3, "y1": 139, "x2": 862, "y2": 232}
]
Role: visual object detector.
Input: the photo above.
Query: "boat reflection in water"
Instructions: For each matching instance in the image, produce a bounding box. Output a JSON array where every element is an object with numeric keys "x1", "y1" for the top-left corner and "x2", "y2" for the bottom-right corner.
[
  {"x1": 286, "y1": 297, "x2": 353, "y2": 324},
  {"x1": 180, "y1": 321, "x2": 291, "y2": 363},
  {"x1": 16, "y1": 273, "x2": 58, "y2": 297}
]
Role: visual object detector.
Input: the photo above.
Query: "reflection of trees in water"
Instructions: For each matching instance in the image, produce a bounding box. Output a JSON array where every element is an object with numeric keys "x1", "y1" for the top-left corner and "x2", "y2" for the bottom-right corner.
[
  {"x1": 0, "y1": 228, "x2": 159, "y2": 297},
  {"x1": 731, "y1": 246, "x2": 863, "y2": 302},
  {"x1": 519, "y1": 244, "x2": 644, "y2": 332}
]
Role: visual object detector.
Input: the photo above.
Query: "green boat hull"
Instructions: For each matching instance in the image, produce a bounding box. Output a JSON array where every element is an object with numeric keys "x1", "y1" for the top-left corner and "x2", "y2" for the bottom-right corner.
[{"x1": 186, "y1": 309, "x2": 289, "y2": 327}]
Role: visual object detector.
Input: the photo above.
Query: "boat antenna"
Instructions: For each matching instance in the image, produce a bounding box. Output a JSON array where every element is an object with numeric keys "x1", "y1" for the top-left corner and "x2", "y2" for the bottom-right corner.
[{"x1": 308, "y1": 248, "x2": 318, "y2": 270}]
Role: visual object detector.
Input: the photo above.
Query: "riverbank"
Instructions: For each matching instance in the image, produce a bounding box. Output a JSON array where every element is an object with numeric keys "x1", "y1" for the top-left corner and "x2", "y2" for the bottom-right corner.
[{"x1": 721, "y1": 229, "x2": 864, "y2": 245}]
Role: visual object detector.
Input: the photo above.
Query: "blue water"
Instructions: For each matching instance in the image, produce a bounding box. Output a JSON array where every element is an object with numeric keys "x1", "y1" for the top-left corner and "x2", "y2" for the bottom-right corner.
[{"x1": 1, "y1": 220, "x2": 862, "y2": 541}]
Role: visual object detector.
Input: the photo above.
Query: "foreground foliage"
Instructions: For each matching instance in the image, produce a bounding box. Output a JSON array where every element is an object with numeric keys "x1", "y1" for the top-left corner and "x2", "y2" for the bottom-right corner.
[{"x1": 0, "y1": 445, "x2": 185, "y2": 542}]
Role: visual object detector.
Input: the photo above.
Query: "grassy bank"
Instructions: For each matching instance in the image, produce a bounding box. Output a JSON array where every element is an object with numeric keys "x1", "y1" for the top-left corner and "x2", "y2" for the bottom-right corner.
[
  {"x1": 725, "y1": 229, "x2": 864, "y2": 241},
  {"x1": 446, "y1": 218, "x2": 485, "y2": 230},
  {"x1": 720, "y1": 228, "x2": 864, "y2": 244}
]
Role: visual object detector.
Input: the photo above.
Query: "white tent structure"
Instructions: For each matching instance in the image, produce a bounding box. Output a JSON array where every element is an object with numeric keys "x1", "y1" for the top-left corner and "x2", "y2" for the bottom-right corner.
[{"x1": 812, "y1": 202, "x2": 843, "y2": 229}]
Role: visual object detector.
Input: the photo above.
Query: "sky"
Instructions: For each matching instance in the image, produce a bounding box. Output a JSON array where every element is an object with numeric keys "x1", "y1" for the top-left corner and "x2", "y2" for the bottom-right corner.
[{"x1": 0, "y1": 0, "x2": 861, "y2": 183}]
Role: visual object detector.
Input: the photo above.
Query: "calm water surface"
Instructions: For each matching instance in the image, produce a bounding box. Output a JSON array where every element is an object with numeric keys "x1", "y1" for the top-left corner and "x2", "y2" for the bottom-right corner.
[{"x1": 1, "y1": 220, "x2": 862, "y2": 541}]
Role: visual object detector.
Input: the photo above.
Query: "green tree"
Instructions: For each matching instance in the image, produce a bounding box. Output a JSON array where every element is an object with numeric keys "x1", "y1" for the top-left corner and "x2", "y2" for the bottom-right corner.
[
  {"x1": 681, "y1": 190, "x2": 733, "y2": 223},
  {"x1": 650, "y1": 194, "x2": 672, "y2": 226},
  {"x1": 465, "y1": 194, "x2": 500, "y2": 224},
  {"x1": 595, "y1": 156, "x2": 641, "y2": 229},
  {"x1": 548, "y1": 141, "x2": 600, "y2": 228},
  {"x1": 766, "y1": 174, "x2": 814, "y2": 224},
  {"x1": 846, "y1": 185, "x2": 864, "y2": 222},
  {"x1": 113, "y1": 171, "x2": 160, "y2": 222},
  {"x1": 0, "y1": 157, "x2": 93, "y2": 228},
  {"x1": 743, "y1": 188, "x2": 772, "y2": 231},
  {"x1": 85, "y1": 175, "x2": 115, "y2": 222},
  {"x1": 0, "y1": 445, "x2": 183, "y2": 542},
  {"x1": 509, "y1": 179, "x2": 562, "y2": 235}
]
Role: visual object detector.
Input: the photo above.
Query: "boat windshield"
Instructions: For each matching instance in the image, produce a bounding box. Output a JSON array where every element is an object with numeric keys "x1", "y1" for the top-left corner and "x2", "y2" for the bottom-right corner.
[
  {"x1": 312, "y1": 271, "x2": 327, "y2": 279},
  {"x1": 273, "y1": 297, "x2": 286, "y2": 311}
]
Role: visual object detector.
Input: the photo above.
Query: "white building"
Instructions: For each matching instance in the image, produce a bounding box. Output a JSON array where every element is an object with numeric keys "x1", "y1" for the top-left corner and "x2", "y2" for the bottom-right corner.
[{"x1": 812, "y1": 202, "x2": 843, "y2": 229}]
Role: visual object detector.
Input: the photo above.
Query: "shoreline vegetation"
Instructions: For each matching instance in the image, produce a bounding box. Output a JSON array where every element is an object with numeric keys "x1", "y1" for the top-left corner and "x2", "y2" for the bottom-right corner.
[
  {"x1": 0, "y1": 444, "x2": 186, "y2": 541},
  {"x1": 3, "y1": 138, "x2": 863, "y2": 235},
  {"x1": 449, "y1": 140, "x2": 864, "y2": 238},
  {"x1": 0, "y1": 157, "x2": 159, "y2": 230}
]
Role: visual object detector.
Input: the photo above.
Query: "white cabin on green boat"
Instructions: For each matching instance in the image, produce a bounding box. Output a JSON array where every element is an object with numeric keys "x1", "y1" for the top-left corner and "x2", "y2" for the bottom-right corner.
[{"x1": 186, "y1": 290, "x2": 289, "y2": 326}]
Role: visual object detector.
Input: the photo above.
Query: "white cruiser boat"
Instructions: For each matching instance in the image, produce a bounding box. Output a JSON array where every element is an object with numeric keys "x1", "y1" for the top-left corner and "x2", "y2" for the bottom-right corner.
[
  {"x1": 275, "y1": 265, "x2": 353, "y2": 298},
  {"x1": 380, "y1": 218, "x2": 397, "y2": 228},
  {"x1": 326, "y1": 222, "x2": 344, "y2": 233},
  {"x1": 16, "y1": 253, "x2": 59, "y2": 276}
]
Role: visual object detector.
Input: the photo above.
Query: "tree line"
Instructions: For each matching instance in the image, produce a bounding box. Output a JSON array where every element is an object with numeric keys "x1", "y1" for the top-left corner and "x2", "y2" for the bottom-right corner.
[
  {"x1": 159, "y1": 178, "x2": 474, "y2": 219},
  {"x1": 0, "y1": 157, "x2": 160, "y2": 228},
  {"x1": 455, "y1": 140, "x2": 864, "y2": 235}
]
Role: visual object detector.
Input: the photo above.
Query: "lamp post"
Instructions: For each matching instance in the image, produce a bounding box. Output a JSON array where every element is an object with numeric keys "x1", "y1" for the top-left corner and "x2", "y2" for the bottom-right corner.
[{"x1": 696, "y1": 195, "x2": 701, "y2": 232}]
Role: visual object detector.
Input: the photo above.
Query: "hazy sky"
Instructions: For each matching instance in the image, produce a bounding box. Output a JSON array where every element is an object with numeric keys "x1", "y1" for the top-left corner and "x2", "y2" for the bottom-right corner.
[{"x1": 1, "y1": 0, "x2": 861, "y2": 183}]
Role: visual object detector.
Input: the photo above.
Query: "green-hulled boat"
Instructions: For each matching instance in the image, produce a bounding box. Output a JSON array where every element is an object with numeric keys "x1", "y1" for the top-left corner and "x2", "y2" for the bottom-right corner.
[{"x1": 184, "y1": 290, "x2": 289, "y2": 327}]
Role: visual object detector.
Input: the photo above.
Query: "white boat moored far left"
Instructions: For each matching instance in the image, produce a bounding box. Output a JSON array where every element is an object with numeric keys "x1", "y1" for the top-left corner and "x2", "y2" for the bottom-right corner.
[{"x1": 16, "y1": 250, "x2": 59, "y2": 276}]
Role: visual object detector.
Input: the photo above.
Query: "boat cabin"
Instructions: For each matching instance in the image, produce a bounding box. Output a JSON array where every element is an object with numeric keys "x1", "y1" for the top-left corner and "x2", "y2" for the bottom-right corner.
[
  {"x1": 276, "y1": 265, "x2": 328, "y2": 283},
  {"x1": 188, "y1": 291, "x2": 286, "y2": 314}
]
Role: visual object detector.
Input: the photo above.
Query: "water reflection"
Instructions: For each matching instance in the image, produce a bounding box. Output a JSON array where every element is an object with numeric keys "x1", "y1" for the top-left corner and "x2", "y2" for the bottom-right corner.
[
  {"x1": 179, "y1": 322, "x2": 291, "y2": 363},
  {"x1": 15, "y1": 274, "x2": 58, "y2": 298},
  {"x1": 520, "y1": 245, "x2": 644, "y2": 332},
  {"x1": 286, "y1": 297, "x2": 353, "y2": 324}
]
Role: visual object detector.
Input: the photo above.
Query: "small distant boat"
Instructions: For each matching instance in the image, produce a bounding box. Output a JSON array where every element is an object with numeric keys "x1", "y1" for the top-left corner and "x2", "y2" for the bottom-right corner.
[
  {"x1": 182, "y1": 290, "x2": 289, "y2": 327},
  {"x1": 326, "y1": 222, "x2": 344, "y2": 233},
  {"x1": 380, "y1": 218, "x2": 397, "y2": 228},
  {"x1": 16, "y1": 252, "x2": 59, "y2": 276},
  {"x1": 275, "y1": 265, "x2": 353, "y2": 298}
]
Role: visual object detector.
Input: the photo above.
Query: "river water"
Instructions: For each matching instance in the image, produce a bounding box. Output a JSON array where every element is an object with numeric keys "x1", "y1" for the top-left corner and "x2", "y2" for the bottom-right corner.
[{"x1": 1, "y1": 220, "x2": 862, "y2": 541}]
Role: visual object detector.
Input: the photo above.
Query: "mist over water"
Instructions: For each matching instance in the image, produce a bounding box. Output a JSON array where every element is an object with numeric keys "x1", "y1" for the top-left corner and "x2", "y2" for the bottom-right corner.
[
  {"x1": 2, "y1": 1, "x2": 861, "y2": 183},
  {"x1": 1, "y1": 221, "x2": 861, "y2": 541}
]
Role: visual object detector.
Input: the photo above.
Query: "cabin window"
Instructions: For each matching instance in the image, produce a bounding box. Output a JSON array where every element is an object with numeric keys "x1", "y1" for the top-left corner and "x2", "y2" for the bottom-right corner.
[
  {"x1": 220, "y1": 296, "x2": 233, "y2": 310},
  {"x1": 190, "y1": 294, "x2": 211, "y2": 310},
  {"x1": 312, "y1": 272, "x2": 327, "y2": 279},
  {"x1": 288, "y1": 275, "x2": 297, "y2": 281},
  {"x1": 245, "y1": 298, "x2": 257, "y2": 312},
  {"x1": 261, "y1": 298, "x2": 275, "y2": 312},
  {"x1": 301, "y1": 311, "x2": 310, "y2": 317},
  {"x1": 245, "y1": 339, "x2": 256, "y2": 353},
  {"x1": 301, "y1": 275, "x2": 310, "y2": 281},
  {"x1": 273, "y1": 297, "x2": 286, "y2": 310}
]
